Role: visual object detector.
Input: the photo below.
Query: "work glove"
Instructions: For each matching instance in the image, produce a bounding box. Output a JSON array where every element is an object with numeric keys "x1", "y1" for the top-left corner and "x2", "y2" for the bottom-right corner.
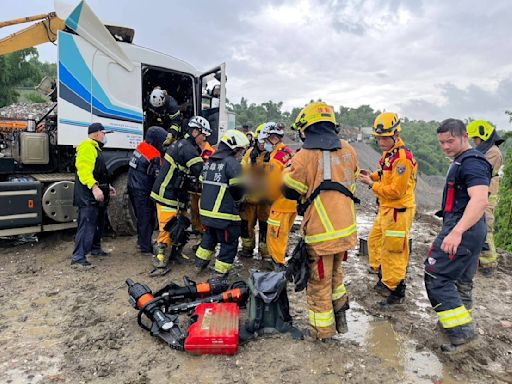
[{"x1": 92, "y1": 185, "x2": 104, "y2": 202}]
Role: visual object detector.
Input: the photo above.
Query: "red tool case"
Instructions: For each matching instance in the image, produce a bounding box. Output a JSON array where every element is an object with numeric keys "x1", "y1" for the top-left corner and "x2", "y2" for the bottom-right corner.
[{"x1": 184, "y1": 303, "x2": 240, "y2": 355}]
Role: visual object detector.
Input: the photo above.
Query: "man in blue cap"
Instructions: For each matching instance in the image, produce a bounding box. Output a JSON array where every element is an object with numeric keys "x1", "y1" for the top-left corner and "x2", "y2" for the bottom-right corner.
[{"x1": 71, "y1": 123, "x2": 115, "y2": 268}]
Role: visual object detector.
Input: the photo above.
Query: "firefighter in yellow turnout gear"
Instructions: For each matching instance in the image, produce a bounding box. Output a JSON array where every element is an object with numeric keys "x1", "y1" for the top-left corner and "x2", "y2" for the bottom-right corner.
[
  {"x1": 258, "y1": 122, "x2": 297, "y2": 269},
  {"x1": 239, "y1": 124, "x2": 271, "y2": 258},
  {"x1": 359, "y1": 112, "x2": 417, "y2": 308},
  {"x1": 467, "y1": 120, "x2": 504, "y2": 277},
  {"x1": 283, "y1": 102, "x2": 359, "y2": 340}
]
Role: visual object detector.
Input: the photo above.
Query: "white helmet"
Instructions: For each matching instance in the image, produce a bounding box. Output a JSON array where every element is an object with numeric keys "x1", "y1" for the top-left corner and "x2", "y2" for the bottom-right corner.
[
  {"x1": 188, "y1": 116, "x2": 211, "y2": 137},
  {"x1": 149, "y1": 89, "x2": 166, "y2": 108},
  {"x1": 260, "y1": 122, "x2": 284, "y2": 139},
  {"x1": 221, "y1": 129, "x2": 250, "y2": 150}
]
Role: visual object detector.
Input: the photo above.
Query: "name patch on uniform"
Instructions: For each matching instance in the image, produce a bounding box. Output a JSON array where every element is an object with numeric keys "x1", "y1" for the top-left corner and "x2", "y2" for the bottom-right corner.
[{"x1": 397, "y1": 165, "x2": 406, "y2": 175}]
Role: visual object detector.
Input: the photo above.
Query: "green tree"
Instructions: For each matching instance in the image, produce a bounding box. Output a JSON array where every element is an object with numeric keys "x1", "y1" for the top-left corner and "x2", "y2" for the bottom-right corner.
[{"x1": 495, "y1": 132, "x2": 512, "y2": 251}]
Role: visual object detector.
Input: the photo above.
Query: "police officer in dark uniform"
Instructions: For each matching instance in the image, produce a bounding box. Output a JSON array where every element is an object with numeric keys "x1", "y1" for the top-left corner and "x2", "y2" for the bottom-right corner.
[
  {"x1": 128, "y1": 126, "x2": 169, "y2": 255},
  {"x1": 195, "y1": 130, "x2": 249, "y2": 276},
  {"x1": 71, "y1": 123, "x2": 115, "y2": 268},
  {"x1": 145, "y1": 87, "x2": 182, "y2": 141},
  {"x1": 150, "y1": 116, "x2": 211, "y2": 272},
  {"x1": 425, "y1": 118, "x2": 491, "y2": 352}
]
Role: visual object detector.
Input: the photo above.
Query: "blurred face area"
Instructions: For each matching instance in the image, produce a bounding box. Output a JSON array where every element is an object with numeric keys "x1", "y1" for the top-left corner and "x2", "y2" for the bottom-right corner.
[
  {"x1": 375, "y1": 135, "x2": 395, "y2": 152},
  {"x1": 472, "y1": 137, "x2": 482, "y2": 147},
  {"x1": 437, "y1": 132, "x2": 468, "y2": 158},
  {"x1": 257, "y1": 140, "x2": 265, "y2": 151}
]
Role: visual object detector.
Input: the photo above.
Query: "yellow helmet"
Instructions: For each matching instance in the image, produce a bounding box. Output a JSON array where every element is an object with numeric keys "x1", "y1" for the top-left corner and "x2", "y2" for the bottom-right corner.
[
  {"x1": 221, "y1": 129, "x2": 250, "y2": 150},
  {"x1": 467, "y1": 120, "x2": 494, "y2": 141},
  {"x1": 372, "y1": 112, "x2": 401, "y2": 136},
  {"x1": 254, "y1": 123, "x2": 265, "y2": 138},
  {"x1": 291, "y1": 101, "x2": 336, "y2": 132}
]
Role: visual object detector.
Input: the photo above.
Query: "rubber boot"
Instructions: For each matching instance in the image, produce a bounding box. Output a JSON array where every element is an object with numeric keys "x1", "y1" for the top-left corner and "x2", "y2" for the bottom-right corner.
[
  {"x1": 335, "y1": 303, "x2": 349, "y2": 334},
  {"x1": 373, "y1": 280, "x2": 391, "y2": 297},
  {"x1": 441, "y1": 324, "x2": 478, "y2": 353},
  {"x1": 194, "y1": 257, "x2": 209, "y2": 273},
  {"x1": 238, "y1": 247, "x2": 254, "y2": 258},
  {"x1": 152, "y1": 244, "x2": 168, "y2": 268},
  {"x1": 479, "y1": 266, "x2": 495, "y2": 278},
  {"x1": 379, "y1": 280, "x2": 406, "y2": 310}
]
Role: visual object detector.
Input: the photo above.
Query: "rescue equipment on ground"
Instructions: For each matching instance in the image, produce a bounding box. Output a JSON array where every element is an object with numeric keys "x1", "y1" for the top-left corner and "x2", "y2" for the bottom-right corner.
[
  {"x1": 239, "y1": 270, "x2": 303, "y2": 341},
  {"x1": 126, "y1": 276, "x2": 248, "y2": 353}
]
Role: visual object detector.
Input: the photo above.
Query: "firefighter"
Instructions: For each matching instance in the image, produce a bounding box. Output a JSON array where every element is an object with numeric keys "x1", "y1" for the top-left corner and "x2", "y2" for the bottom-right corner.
[
  {"x1": 145, "y1": 87, "x2": 182, "y2": 141},
  {"x1": 283, "y1": 101, "x2": 359, "y2": 340},
  {"x1": 71, "y1": 123, "x2": 115, "y2": 268},
  {"x1": 127, "y1": 126, "x2": 169, "y2": 255},
  {"x1": 189, "y1": 140, "x2": 216, "y2": 239},
  {"x1": 238, "y1": 123, "x2": 271, "y2": 259},
  {"x1": 359, "y1": 112, "x2": 418, "y2": 308},
  {"x1": 466, "y1": 120, "x2": 504, "y2": 277},
  {"x1": 425, "y1": 118, "x2": 490, "y2": 352},
  {"x1": 195, "y1": 130, "x2": 249, "y2": 276},
  {"x1": 259, "y1": 122, "x2": 297, "y2": 270},
  {"x1": 150, "y1": 116, "x2": 211, "y2": 273}
]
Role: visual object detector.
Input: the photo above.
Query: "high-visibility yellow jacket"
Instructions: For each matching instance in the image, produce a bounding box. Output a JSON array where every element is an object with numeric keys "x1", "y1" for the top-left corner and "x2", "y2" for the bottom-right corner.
[
  {"x1": 370, "y1": 138, "x2": 417, "y2": 209},
  {"x1": 266, "y1": 143, "x2": 297, "y2": 213},
  {"x1": 283, "y1": 140, "x2": 358, "y2": 255}
]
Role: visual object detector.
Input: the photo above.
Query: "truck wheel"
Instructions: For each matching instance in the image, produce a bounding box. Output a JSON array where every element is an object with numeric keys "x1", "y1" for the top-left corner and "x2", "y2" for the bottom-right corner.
[{"x1": 108, "y1": 172, "x2": 137, "y2": 236}]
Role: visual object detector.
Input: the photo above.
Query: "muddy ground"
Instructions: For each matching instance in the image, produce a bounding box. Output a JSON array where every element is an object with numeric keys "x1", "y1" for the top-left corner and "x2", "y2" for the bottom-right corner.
[{"x1": 1, "y1": 205, "x2": 511, "y2": 384}]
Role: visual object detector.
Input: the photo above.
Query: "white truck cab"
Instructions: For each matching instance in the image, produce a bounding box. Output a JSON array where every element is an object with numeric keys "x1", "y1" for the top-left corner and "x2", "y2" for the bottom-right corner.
[{"x1": 0, "y1": 0, "x2": 229, "y2": 236}]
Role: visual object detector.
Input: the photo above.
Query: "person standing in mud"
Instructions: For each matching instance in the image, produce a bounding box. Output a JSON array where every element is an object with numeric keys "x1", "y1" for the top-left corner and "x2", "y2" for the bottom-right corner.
[
  {"x1": 425, "y1": 118, "x2": 490, "y2": 352},
  {"x1": 359, "y1": 112, "x2": 417, "y2": 309},
  {"x1": 466, "y1": 120, "x2": 504, "y2": 277},
  {"x1": 71, "y1": 123, "x2": 115, "y2": 269},
  {"x1": 283, "y1": 101, "x2": 359, "y2": 340}
]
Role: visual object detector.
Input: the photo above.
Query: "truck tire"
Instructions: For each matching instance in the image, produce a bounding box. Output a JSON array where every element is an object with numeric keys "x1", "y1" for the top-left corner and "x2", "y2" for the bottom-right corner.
[{"x1": 108, "y1": 172, "x2": 137, "y2": 236}]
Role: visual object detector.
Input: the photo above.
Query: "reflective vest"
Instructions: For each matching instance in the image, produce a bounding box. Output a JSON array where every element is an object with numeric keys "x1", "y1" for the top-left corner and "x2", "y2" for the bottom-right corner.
[
  {"x1": 370, "y1": 138, "x2": 417, "y2": 209},
  {"x1": 150, "y1": 136, "x2": 203, "y2": 208},
  {"x1": 283, "y1": 139, "x2": 358, "y2": 255},
  {"x1": 127, "y1": 142, "x2": 161, "y2": 192},
  {"x1": 199, "y1": 155, "x2": 244, "y2": 229}
]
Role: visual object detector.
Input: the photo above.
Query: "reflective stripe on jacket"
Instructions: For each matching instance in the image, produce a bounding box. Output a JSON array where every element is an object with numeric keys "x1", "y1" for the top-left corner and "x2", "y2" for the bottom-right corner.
[
  {"x1": 151, "y1": 135, "x2": 203, "y2": 208},
  {"x1": 283, "y1": 139, "x2": 358, "y2": 255},
  {"x1": 199, "y1": 155, "x2": 244, "y2": 229},
  {"x1": 267, "y1": 143, "x2": 297, "y2": 213}
]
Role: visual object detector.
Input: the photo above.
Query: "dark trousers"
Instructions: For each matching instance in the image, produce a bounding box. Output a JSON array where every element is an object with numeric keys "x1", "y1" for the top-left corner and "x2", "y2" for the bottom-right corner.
[
  {"x1": 128, "y1": 188, "x2": 155, "y2": 253},
  {"x1": 201, "y1": 223, "x2": 241, "y2": 266},
  {"x1": 424, "y1": 215, "x2": 486, "y2": 330},
  {"x1": 72, "y1": 205, "x2": 106, "y2": 262}
]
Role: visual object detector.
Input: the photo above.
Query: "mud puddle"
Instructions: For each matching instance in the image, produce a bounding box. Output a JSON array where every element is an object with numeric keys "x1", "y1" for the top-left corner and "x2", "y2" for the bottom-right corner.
[{"x1": 337, "y1": 301, "x2": 461, "y2": 384}]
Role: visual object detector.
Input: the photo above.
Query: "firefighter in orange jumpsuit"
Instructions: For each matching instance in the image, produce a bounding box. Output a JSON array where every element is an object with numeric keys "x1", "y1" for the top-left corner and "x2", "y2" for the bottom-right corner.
[
  {"x1": 258, "y1": 122, "x2": 297, "y2": 270},
  {"x1": 283, "y1": 101, "x2": 359, "y2": 340},
  {"x1": 359, "y1": 112, "x2": 417, "y2": 308},
  {"x1": 239, "y1": 124, "x2": 270, "y2": 259}
]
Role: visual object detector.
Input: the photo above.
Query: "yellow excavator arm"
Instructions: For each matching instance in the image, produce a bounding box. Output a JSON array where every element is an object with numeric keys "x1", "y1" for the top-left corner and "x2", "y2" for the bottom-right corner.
[{"x1": 0, "y1": 12, "x2": 65, "y2": 56}]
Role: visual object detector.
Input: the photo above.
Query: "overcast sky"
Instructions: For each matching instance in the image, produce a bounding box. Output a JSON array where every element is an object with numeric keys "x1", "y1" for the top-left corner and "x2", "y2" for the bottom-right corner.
[{"x1": 3, "y1": 0, "x2": 512, "y2": 130}]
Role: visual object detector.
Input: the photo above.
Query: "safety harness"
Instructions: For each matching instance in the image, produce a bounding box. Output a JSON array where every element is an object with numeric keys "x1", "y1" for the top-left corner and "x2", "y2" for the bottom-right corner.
[
  {"x1": 442, "y1": 149, "x2": 489, "y2": 214},
  {"x1": 297, "y1": 150, "x2": 360, "y2": 216}
]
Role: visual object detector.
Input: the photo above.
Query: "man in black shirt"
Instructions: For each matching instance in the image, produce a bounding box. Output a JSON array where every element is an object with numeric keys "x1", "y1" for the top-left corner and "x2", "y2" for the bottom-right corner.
[{"x1": 425, "y1": 119, "x2": 491, "y2": 352}]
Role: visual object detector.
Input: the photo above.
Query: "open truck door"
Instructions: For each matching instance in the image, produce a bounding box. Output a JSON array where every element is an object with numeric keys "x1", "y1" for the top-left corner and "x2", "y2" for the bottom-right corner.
[{"x1": 197, "y1": 63, "x2": 227, "y2": 145}]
